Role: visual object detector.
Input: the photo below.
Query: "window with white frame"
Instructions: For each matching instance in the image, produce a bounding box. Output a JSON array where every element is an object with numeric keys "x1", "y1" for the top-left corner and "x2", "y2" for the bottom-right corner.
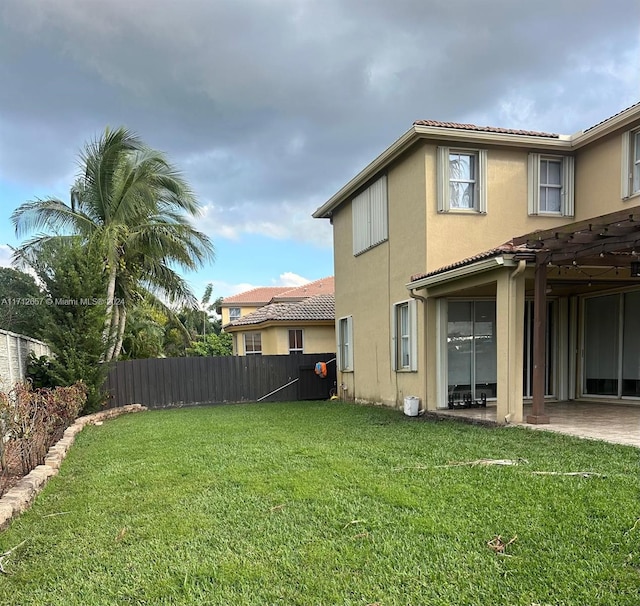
[
  {"x1": 528, "y1": 153, "x2": 574, "y2": 216},
  {"x1": 437, "y1": 147, "x2": 487, "y2": 213},
  {"x1": 621, "y1": 129, "x2": 640, "y2": 199},
  {"x1": 337, "y1": 316, "x2": 353, "y2": 371},
  {"x1": 288, "y1": 329, "x2": 303, "y2": 353},
  {"x1": 392, "y1": 300, "x2": 418, "y2": 371},
  {"x1": 352, "y1": 175, "x2": 388, "y2": 255},
  {"x1": 229, "y1": 307, "x2": 241, "y2": 321},
  {"x1": 244, "y1": 332, "x2": 262, "y2": 355}
]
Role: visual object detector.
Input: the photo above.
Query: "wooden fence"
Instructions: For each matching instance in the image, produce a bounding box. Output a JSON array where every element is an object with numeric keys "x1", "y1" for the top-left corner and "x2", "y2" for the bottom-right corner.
[{"x1": 103, "y1": 353, "x2": 337, "y2": 409}]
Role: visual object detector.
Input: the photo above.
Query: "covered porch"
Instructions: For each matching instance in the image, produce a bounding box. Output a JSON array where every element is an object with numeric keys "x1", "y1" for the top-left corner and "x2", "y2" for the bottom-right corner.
[
  {"x1": 426, "y1": 401, "x2": 640, "y2": 448},
  {"x1": 410, "y1": 205, "x2": 640, "y2": 427}
]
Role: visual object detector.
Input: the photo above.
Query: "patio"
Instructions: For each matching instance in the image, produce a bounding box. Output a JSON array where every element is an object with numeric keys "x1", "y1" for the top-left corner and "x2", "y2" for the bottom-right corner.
[{"x1": 428, "y1": 401, "x2": 640, "y2": 448}]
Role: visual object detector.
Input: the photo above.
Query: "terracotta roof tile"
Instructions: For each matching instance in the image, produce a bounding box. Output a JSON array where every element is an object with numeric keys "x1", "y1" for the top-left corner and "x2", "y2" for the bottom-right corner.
[
  {"x1": 272, "y1": 276, "x2": 334, "y2": 301},
  {"x1": 409, "y1": 242, "x2": 536, "y2": 283},
  {"x1": 226, "y1": 293, "x2": 335, "y2": 327},
  {"x1": 221, "y1": 277, "x2": 334, "y2": 306},
  {"x1": 582, "y1": 101, "x2": 640, "y2": 133},
  {"x1": 413, "y1": 120, "x2": 559, "y2": 138},
  {"x1": 221, "y1": 286, "x2": 292, "y2": 305}
]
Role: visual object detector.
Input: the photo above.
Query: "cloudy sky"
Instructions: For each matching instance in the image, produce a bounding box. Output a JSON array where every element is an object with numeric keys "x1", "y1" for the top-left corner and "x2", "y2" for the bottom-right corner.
[{"x1": 1, "y1": 0, "x2": 639, "y2": 300}]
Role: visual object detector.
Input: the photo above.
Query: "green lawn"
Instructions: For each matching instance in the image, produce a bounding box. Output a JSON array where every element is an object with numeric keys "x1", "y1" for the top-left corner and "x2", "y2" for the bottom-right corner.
[{"x1": 1, "y1": 401, "x2": 638, "y2": 605}]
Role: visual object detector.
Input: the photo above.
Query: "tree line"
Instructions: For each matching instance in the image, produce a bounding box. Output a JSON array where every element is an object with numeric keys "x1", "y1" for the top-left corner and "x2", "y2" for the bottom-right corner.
[{"x1": 3, "y1": 127, "x2": 231, "y2": 410}]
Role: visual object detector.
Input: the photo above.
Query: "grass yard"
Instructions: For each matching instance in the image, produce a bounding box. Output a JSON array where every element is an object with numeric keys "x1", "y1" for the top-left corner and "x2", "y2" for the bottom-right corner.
[{"x1": 0, "y1": 401, "x2": 638, "y2": 605}]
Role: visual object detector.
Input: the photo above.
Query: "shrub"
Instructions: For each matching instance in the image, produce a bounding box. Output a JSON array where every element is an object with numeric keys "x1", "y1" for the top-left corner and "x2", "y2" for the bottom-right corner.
[{"x1": 0, "y1": 381, "x2": 87, "y2": 476}]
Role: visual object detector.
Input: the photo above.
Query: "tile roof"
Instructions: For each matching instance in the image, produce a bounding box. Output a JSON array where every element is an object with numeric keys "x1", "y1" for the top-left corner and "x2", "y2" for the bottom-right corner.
[
  {"x1": 582, "y1": 101, "x2": 640, "y2": 133},
  {"x1": 221, "y1": 286, "x2": 292, "y2": 305},
  {"x1": 413, "y1": 120, "x2": 559, "y2": 138},
  {"x1": 226, "y1": 293, "x2": 335, "y2": 327},
  {"x1": 221, "y1": 277, "x2": 334, "y2": 306},
  {"x1": 271, "y1": 276, "x2": 334, "y2": 301},
  {"x1": 409, "y1": 241, "x2": 536, "y2": 283}
]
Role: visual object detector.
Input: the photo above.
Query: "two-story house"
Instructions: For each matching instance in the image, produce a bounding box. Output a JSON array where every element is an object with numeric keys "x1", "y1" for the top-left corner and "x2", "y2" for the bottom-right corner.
[
  {"x1": 313, "y1": 102, "x2": 640, "y2": 425},
  {"x1": 220, "y1": 277, "x2": 336, "y2": 356}
]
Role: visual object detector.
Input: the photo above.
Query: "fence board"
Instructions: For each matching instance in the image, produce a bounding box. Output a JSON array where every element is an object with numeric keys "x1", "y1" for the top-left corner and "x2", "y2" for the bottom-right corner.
[{"x1": 103, "y1": 353, "x2": 337, "y2": 409}]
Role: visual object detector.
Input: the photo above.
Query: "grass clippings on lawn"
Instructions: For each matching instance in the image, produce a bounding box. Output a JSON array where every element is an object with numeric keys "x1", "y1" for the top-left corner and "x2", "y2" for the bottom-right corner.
[{"x1": 0, "y1": 401, "x2": 638, "y2": 605}]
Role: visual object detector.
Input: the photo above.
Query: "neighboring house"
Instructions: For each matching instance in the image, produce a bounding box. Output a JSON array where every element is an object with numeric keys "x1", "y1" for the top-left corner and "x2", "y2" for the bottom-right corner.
[
  {"x1": 313, "y1": 102, "x2": 640, "y2": 425},
  {"x1": 221, "y1": 277, "x2": 336, "y2": 356}
]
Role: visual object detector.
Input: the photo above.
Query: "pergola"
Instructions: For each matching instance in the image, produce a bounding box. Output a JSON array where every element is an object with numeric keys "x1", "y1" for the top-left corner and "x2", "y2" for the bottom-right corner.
[{"x1": 513, "y1": 205, "x2": 640, "y2": 423}]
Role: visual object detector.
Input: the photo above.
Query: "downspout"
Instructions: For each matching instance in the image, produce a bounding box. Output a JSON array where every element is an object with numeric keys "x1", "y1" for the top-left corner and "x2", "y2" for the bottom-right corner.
[
  {"x1": 510, "y1": 259, "x2": 526, "y2": 279},
  {"x1": 409, "y1": 288, "x2": 427, "y2": 303}
]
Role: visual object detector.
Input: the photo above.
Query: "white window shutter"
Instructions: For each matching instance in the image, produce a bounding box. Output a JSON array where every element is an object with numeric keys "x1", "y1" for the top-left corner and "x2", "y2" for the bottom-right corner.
[
  {"x1": 562, "y1": 156, "x2": 575, "y2": 217},
  {"x1": 409, "y1": 299, "x2": 418, "y2": 371},
  {"x1": 369, "y1": 175, "x2": 388, "y2": 247},
  {"x1": 621, "y1": 131, "x2": 631, "y2": 199},
  {"x1": 346, "y1": 316, "x2": 353, "y2": 370},
  {"x1": 390, "y1": 305, "x2": 397, "y2": 372},
  {"x1": 352, "y1": 190, "x2": 368, "y2": 255},
  {"x1": 528, "y1": 153, "x2": 540, "y2": 215},
  {"x1": 436, "y1": 146, "x2": 449, "y2": 212},
  {"x1": 477, "y1": 149, "x2": 488, "y2": 213},
  {"x1": 336, "y1": 319, "x2": 342, "y2": 370}
]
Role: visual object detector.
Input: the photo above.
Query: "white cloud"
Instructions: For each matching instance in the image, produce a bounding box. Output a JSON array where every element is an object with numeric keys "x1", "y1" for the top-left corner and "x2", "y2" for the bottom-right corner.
[
  {"x1": 274, "y1": 272, "x2": 310, "y2": 287},
  {"x1": 0, "y1": 245, "x2": 13, "y2": 268}
]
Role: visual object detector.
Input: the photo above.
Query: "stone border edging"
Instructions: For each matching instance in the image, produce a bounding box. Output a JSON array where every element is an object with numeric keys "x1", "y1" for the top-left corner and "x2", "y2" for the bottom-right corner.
[{"x1": 0, "y1": 404, "x2": 147, "y2": 531}]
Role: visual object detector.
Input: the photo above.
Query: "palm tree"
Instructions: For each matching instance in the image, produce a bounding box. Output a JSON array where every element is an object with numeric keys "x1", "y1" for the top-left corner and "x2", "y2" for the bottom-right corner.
[{"x1": 12, "y1": 126, "x2": 214, "y2": 362}]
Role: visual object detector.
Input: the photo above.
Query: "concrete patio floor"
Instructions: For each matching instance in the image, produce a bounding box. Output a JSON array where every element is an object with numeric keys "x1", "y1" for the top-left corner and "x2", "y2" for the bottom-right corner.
[{"x1": 428, "y1": 401, "x2": 640, "y2": 448}]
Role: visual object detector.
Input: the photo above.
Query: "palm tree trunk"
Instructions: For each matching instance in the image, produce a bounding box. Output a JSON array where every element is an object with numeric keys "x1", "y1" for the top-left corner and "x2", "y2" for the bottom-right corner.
[
  {"x1": 102, "y1": 262, "x2": 118, "y2": 360},
  {"x1": 112, "y1": 305, "x2": 127, "y2": 360},
  {"x1": 104, "y1": 300, "x2": 119, "y2": 362}
]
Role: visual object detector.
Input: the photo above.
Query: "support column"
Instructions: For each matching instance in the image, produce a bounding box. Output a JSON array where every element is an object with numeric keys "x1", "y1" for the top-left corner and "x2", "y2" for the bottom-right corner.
[
  {"x1": 527, "y1": 259, "x2": 550, "y2": 424},
  {"x1": 496, "y1": 266, "x2": 526, "y2": 424}
]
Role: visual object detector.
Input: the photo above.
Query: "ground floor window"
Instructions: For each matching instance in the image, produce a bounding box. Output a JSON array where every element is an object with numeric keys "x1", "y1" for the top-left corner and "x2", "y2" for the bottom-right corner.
[
  {"x1": 244, "y1": 332, "x2": 262, "y2": 355},
  {"x1": 583, "y1": 291, "x2": 640, "y2": 397},
  {"x1": 447, "y1": 300, "x2": 497, "y2": 402},
  {"x1": 288, "y1": 329, "x2": 303, "y2": 353}
]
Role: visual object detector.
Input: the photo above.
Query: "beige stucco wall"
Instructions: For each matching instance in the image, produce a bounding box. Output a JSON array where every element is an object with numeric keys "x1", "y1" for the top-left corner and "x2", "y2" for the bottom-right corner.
[
  {"x1": 220, "y1": 305, "x2": 262, "y2": 327},
  {"x1": 330, "y1": 121, "x2": 640, "y2": 413},
  {"x1": 230, "y1": 324, "x2": 335, "y2": 356},
  {"x1": 574, "y1": 128, "x2": 640, "y2": 219},
  {"x1": 333, "y1": 144, "x2": 427, "y2": 408},
  {"x1": 425, "y1": 144, "x2": 586, "y2": 272}
]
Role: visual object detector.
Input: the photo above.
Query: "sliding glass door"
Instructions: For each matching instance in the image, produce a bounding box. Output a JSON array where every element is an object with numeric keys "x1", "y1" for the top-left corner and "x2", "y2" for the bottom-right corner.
[
  {"x1": 447, "y1": 301, "x2": 497, "y2": 401},
  {"x1": 583, "y1": 291, "x2": 640, "y2": 398}
]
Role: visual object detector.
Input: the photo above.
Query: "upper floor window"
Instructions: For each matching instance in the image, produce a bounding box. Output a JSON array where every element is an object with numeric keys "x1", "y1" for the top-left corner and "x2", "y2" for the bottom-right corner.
[
  {"x1": 437, "y1": 147, "x2": 488, "y2": 213},
  {"x1": 437, "y1": 147, "x2": 487, "y2": 213},
  {"x1": 337, "y1": 316, "x2": 353, "y2": 371},
  {"x1": 392, "y1": 300, "x2": 418, "y2": 371},
  {"x1": 528, "y1": 153, "x2": 574, "y2": 217},
  {"x1": 352, "y1": 175, "x2": 388, "y2": 256},
  {"x1": 621, "y1": 129, "x2": 640, "y2": 199},
  {"x1": 229, "y1": 307, "x2": 241, "y2": 321},
  {"x1": 288, "y1": 329, "x2": 303, "y2": 353},
  {"x1": 244, "y1": 332, "x2": 262, "y2": 355}
]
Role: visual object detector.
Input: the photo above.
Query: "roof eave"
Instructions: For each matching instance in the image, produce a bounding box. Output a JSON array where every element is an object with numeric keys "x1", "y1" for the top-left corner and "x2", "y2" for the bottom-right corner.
[
  {"x1": 570, "y1": 104, "x2": 640, "y2": 149},
  {"x1": 312, "y1": 127, "x2": 571, "y2": 220},
  {"x1": 407, "y1": 255, "x2": 520, "y2": 291}
]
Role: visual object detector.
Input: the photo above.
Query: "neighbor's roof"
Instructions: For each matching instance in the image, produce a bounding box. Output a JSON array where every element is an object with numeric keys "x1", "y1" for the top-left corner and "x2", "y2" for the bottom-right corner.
[
  {"x1": 220, "y1": 277, "x2": 334, "y2": 306},
  {"x1": 225, "y1": 293, "x2": 335, "y2": 329},
  {"x1": 220, "y1": 286, "x2": 293, "y2": 306},
  {"x1": 271, "y1": 276, "x2": 334, "y2": 301}
]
